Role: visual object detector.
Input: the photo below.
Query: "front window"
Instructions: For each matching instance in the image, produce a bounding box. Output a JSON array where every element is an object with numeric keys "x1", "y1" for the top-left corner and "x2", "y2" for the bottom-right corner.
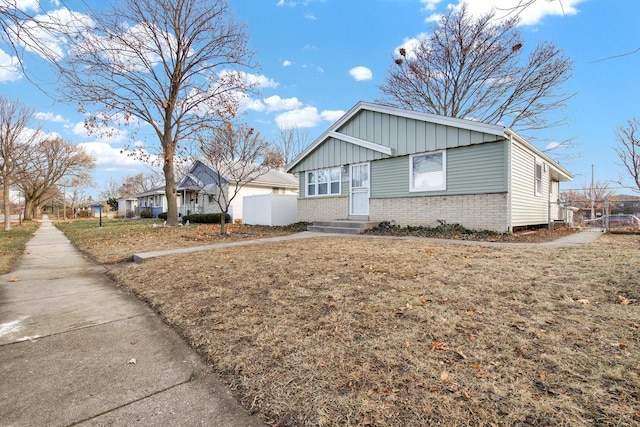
[
  {"x1": 410, "y1": 151, "x2": 446, "y2": 192},
  {"x1": 307, "y1": 167, "x2": 341, "y2": 197}
]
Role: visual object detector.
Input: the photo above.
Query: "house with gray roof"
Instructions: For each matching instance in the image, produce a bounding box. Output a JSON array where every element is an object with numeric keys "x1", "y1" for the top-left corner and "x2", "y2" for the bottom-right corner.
[
  {"x1": 177, "y1": 160, "x2": 298, "y2": 223},
  {"x1": 285, "y1": 102, "x2": 574, "y2": 233}
]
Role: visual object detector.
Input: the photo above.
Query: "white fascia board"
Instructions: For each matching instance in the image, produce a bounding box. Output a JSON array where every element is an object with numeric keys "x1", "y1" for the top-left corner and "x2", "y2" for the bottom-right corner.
[
  {"x1": 505, "y1": 129, "x2": 574, "y2": 181},
  {"x1": 285, "y1": 102, "x2": 368, "y2": 172},
  {"x1": 285, "y1": 101, "x2": 504, "y2": 172},
  {"x1": 326, "y1": 131, "x2": 393, "y2": 156}
]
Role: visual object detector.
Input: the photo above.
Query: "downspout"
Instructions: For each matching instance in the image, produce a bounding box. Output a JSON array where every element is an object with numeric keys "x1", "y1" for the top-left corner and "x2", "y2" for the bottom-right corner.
[
  {"x1": 507, "y1": 132, "x2": 513, "y2": 233},
  {"x1": 548, "y1": 172, "x2": 552, "y2": 229}
]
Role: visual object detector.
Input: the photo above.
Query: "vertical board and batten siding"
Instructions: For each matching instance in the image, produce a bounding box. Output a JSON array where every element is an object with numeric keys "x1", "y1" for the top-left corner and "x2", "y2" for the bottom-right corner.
[
  {"x1": 510, "y1": 140, "x2": 550, "y2": 227},
  {"x1": 291, "y1": 137, "x2": 387, "y2": 172},
  {"x1": 371, "y1": 141, "x2": 508, "y2": 198},
  {"x1": 337, "y1": 110, "x2": 503, "y2": 158}
]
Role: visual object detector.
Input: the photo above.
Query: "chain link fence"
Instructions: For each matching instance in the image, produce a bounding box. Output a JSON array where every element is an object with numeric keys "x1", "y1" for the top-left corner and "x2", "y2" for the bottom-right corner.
[{"x1": 563, "y1": 196, "x2": 640, "y2": 232}]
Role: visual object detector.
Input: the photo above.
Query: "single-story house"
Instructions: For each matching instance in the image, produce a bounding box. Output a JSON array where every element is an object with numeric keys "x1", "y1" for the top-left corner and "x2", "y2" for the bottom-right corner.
[
  {"x1": 177, "y1": 160, "x2": 298, "y2": 222},
  {"x1": 131, "y1": 186, "x2": 180, "y2": 218},
  {"x1": 117, "y1": 196, "x2": 138, "y2": 218},
  {"x1": 285, "y1": 102, "x2": 574, "y2": 233}
]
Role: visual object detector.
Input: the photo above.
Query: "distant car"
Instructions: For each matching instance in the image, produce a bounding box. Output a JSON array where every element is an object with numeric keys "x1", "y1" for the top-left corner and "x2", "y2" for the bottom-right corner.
[{"x1": 584, "y1": 214, "x2": 640, "y2": 227}]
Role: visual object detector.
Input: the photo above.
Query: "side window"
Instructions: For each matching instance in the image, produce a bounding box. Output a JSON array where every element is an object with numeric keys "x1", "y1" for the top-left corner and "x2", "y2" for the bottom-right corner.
[{"x1": 535, "y1": 163, "x2": 543, "y2": 196}]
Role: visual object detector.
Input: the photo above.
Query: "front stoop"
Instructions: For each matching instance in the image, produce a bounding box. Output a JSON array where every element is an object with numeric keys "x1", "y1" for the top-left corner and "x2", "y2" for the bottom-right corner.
[{"x1": 307, "y1": 220, "x2": 380, "y2": 235}]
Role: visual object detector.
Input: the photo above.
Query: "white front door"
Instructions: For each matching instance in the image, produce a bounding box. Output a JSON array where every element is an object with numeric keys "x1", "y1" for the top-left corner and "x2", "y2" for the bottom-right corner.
[{"x1": 350, "y1": 163, "x2": 370, "y2": 216}]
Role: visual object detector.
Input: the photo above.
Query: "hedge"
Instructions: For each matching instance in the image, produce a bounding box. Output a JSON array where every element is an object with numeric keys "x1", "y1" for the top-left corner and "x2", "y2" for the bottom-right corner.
[{"x1": 182, "y1": 213, "x2": 231, "y2": 224}]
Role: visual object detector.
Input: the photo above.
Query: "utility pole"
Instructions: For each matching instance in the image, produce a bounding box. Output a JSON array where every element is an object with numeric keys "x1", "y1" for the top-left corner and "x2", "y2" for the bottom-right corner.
[{"x1": 590, "y1": 164, "x2": 595, "y2": 220}]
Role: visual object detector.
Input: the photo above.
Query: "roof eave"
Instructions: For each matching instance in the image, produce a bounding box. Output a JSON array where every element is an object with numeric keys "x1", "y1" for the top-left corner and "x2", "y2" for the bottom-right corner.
[{"x1": 505, "y1": 129, "x2": 574, "y2": 182}]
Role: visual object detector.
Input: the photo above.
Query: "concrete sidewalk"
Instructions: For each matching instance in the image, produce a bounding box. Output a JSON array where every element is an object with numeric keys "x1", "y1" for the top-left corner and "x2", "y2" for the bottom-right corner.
[
  {"x1": 133, "y1": 227, "x2": 603, "y2": 263},
  {"x1": 0, "y1": 217, "x2": 264, "y2": 427}
]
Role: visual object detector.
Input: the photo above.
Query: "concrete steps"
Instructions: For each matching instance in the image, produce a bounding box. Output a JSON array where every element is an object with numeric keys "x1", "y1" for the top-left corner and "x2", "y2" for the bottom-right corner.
[{"x1": 307, "y1": 220, "x2": 380, "y2": 235}]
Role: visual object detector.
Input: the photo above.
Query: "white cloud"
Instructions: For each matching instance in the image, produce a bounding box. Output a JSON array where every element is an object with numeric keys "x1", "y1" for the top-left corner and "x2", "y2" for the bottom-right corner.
[
  {"x1": 231, "y1": 71, "x2": 279, "y2": 89},
  {"x1": 396, "y1": 33, "x2": 429, "y2": 60},
  {"x1": 264, "y1": 95, "x2": 303, "y2": 112},
  {"x1": 0, "y1": 49, "x2": 22, "y2": 82},
  {"x1": 446, "y1": 0, "x2": 584, "y2": 26},
  {"x1": 546, "y1": 141, "x2": 562, "y2": 151},
  {"x1": 283, "y1": 60, "x2": 292, "y2": 67},
  {"x1": 421, "y1": 0, "x2": 442, "y2": 12},
  {"x1": 7, "y1": 0, "x2": 40, "y2": 12},
  {"x1": 275, "y1": 106, "x2": 344, "y2": 129},
  {"x1": 77, "y1": 141, "x2": 144, "y2": 166},
  {"x1": 19, "y1": 127, "x2": 60, "y2": 145},
  {"x1": 425, "y1": 13, "x2": 442, "y2": 23},
  {"x1": 320, "y1": 110, "x2": 345, "y2": 122},
  {"x1": 277, "y1": 0, "x2": 297, "y2": 7},
  {"x1": 349, "y1": 66, "x2": 373, "y2": 81},
  {"x1": 12, "y1": 8, "x2": 94, "y2": 61},
  {"x1": 72, "y1": 121, "x2": 128, "y2": 144},
  {"x1": 275, "y1": 107, "x2": 320, "y2": 128},
  {"x1": 239, "y1": 95, "x2": 266, "y2": 113},
  {"x1": 305, "y1": 13, "x2": 317, "y2": 20},
  {"x1": 34, "y1": 111, "x2": 71, "y2": 126}
]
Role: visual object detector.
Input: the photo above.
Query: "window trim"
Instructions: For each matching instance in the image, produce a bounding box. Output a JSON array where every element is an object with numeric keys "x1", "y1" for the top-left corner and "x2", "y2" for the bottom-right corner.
[
  {"x1": 409, "y1": 150, "x2": 447, "y2": 192},
  {"x1": 534, "y1": 162, "x2": 543, "y2": 197},
  {"x1": 306, "y1": 167, "x2": 341, "y2": 197}
]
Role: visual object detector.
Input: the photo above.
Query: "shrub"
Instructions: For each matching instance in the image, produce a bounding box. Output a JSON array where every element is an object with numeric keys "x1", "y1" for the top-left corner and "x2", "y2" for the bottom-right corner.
[
  {"x1": 182, "y1": 213, "x2": 231, "y2": 224},
  {"x1": 158, "y1": 212, "x2": 167, "y2": 220},
  {"x1": 140, "y1": 210, "x2": 153, "y2": 219}
]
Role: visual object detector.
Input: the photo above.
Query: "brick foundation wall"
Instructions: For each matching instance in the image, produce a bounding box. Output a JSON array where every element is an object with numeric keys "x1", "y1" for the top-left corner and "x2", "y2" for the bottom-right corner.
[
  {"x1": 369, "y1": 193, "x2": 509, "y2": 232},
  {"x1": 298, "y1": 196, "x2": 348, "y2": 222}
]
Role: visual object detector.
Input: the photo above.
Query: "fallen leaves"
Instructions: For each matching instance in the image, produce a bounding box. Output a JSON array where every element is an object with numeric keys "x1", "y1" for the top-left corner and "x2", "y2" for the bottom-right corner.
[
  {"x1": 8, "y1": 277, "x2": 19, "y2": 282},
  {"x1": 618, "y1": 295, "x2": 636, "y2": 305},
  {"x1": 431, "y1": 341, "x2": 448, "y2": 351}
]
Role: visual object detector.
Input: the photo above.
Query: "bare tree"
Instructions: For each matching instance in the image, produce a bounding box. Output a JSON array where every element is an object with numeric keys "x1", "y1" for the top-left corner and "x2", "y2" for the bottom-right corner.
[
  {"x1": 615, "y1": 118, "x2": 640, "y2": 193},
  {"x1": 0, "y1": 96, "x2": 39, "y2": 230},
  {"x1": 199, "y1": 122, "x2": 275, "y2": 234},
  {"x1": 9, "y1": 0, "x2": 257, "y2": 225},
  {"x1": 19, "y1": 136, "x2": 95, "y2": 220},
  {"x1": 274, "y1": 125, "x2": 310, "y2": 167},
  {"x1": 379, "y1": 4, "x2": 573, "y2": 134},
  {"x1": 100, "y1": 178, "x2": 123, "y2": 201}
]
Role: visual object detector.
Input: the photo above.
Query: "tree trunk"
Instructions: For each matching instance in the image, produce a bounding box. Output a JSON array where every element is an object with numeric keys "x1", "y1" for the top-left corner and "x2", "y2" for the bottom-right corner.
[
  {"x1": 163, "y1": 147, "x2": 179, "y2": 226},
  {"x1": 220, "y1": 210, "x2": 226, "y2": 234},
  {"x1": 23, "y1": 199, "x2": 32, "y2": 221},
  {"x1": 3, "y1": 183, "x2": 11, "y2": 231}
]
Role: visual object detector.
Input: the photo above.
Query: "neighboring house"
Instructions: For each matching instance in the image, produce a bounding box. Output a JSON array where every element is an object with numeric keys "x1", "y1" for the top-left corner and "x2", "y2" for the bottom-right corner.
[
  {"x1": 117, "y1": 196, "x2": 138, "y2": 218},
  {"x1": 177, "y1": 160, "x2": 298, "y2": 222},
  {"x1": 132, "y1": 186, "x2": 179, "y2": 218},
  {"x1": 285, "y1": 102, "x2": 574, "y2": 233}
]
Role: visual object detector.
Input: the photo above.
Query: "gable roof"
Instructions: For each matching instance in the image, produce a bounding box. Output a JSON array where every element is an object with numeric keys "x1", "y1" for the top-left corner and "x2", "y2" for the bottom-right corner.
[
  {"x1": 177, "y1": 159, "x2": 298, "y2": 192},
  {"x1": 506, "y1": 129, "x2": 573, "y2": 181},
  {"x1": 285, "y1": 101, "x2": 573, "y2": 182},
  {"x1": 286, "y1": 101, "x2": 505, "y2": 172},
  {"x1": 131, "y1": 186, "x2": 166, "y2": 198}
]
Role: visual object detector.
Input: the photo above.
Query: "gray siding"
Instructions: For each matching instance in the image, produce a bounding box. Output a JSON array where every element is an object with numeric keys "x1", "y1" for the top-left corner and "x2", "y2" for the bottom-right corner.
[
  {"x1": 371, "y1": 141, "x2": 508, "y2": 198},
  {"x1": 510, "y1": 140, "x2": 550, "y2": 226}
]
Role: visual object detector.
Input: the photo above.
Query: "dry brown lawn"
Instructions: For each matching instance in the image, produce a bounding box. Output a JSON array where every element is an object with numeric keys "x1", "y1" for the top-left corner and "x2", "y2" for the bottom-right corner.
[{"x1": 58, "y1": 219, "x2": 640, "y2": 426}]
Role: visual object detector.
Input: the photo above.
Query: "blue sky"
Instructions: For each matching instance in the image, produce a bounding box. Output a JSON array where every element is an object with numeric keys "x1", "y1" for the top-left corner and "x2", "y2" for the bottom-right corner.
[{"x1": 2, "y1": 0, "x2": 639, "y2": 198}]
